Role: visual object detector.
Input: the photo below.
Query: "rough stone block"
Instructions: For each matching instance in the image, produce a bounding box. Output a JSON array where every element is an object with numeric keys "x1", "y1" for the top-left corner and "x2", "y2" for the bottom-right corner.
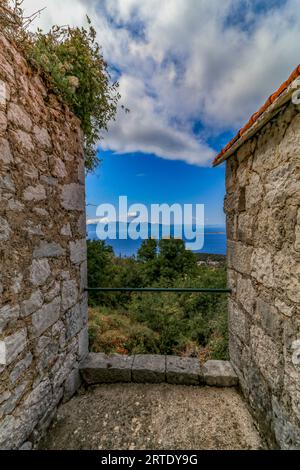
[
  {"x1": 65, "y1": 304, "x2": 84, "y2": 339},
  {"x1": 251, "y1": 248, "x2": 274, "y2": 288},
  {"x1": 202, "y1": 360, "x2": 238, "y2": 387},
  {"x1": 29, "y1": 259, "x2": 51, "y2": 286},
  {"x1": 78, "y1": 328, "x2": 89, "y2": 361},
  {"x1": 61, "y1": 184, "x2": 85, "y2": 211},
  {"x1": 0, "y1": 304, "x2": 20, "y2": 334},
  {"x1": 33, "y1": 242, "x2": 65, "y2": 259},
  {"x1": 0, "y1": 216, "x2": 11, "y2": 241},
  {"x1": 7, "y1": 103, "x2": 32, "y2": 132},
  {"x1": 69, "y1": 239, "x2": 86, "y2": 265},
  {"x1": 166, "y1": 356, "x2": 201, "y2": 385},
  {"x1": 23, "y1": 185, "x2": 46, "y2": 202},
  {"x1": 64, "y1": 368, "x2": 81, "y2": 402},
  {"x1": 0, "y1": 329, "x2": 27, "y2": 366},
  {"x1": 21, "y1": 290, "x2": 43, "y2": 317},
  {"x1": 9, "y1": 352, "x2": 32, "y2": 384},
  {"x1": 31, "y1": 297, "x2": 61, "y2": 337},
  {"x1": 0, "y1": 138, "x2": 12, "y2": 164},
  {"x1": 61, "y1": 223, "x2": 72, "y2": 237},
  {"x1": 132, "y1": 354, "x2": 166, "y2": 383},
  {"x1": 227, "y1": 241, "x2": 253, "y2": 275},
  {"x1": 33, "y1": 125, "x2": 52, "y2": 150},
  {"x1": 80, "y1": 353, "x2": 134, "y2": 384},
  {"x1": 61, "y1": 280, "x2": 78, "y2": 312}
]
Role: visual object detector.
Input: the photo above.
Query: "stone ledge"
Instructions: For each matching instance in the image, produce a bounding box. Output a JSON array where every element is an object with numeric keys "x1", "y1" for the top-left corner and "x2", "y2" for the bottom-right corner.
[
  {"x1": 79, "y1": 353, "x2": 238, "y2": 387},
  {"x1": 202, "y1": 360, "x2": 238, "y2": 387},
  {"x1": 80, "y1": 353, "x2": 134, "y2": 384}
]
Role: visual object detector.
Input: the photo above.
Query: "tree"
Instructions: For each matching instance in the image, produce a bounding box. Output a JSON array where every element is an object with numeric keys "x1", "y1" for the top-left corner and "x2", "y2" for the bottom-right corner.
[
  {"x1": 137, "y1": 239, "x2": 158, "y2": 262},
  {"x1": 158, "y1": 238, "x2": 197, "y2": 280},
  {"x1": 87, "y1": 240, "x2": 115, "y2": 305}
]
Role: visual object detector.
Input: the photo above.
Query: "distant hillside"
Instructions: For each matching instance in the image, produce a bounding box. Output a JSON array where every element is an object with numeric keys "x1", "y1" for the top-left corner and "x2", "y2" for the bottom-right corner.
[{"x1": 194, "y1": 253, "x2": 226, "y2": 267}]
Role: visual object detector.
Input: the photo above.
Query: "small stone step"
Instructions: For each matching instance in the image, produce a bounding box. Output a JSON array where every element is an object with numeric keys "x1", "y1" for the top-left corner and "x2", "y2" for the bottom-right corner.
[
  {"x1": 132, "y1": 354, "x2": 166, "y2": 383},
  {"x1": 166, "y1": 356, "x2": 202, "y2": 385},
  {"x1": 202, "y1": 360, "x2": 238, "y2": 387},
  {"x1": 80, "y1": 353, "x2": 134, "y2": 384}
]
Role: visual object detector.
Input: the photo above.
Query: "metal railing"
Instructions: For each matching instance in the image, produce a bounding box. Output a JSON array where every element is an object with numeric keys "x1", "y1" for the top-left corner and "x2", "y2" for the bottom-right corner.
[{"x1": 85, "y1": 287, "x2": 231, "y2": 294}]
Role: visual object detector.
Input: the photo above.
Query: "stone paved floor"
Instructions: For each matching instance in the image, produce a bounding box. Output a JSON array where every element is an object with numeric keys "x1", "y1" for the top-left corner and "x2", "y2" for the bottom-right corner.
[{"x1": 39, "y1": 383, "x2": 264, "y2": 450}]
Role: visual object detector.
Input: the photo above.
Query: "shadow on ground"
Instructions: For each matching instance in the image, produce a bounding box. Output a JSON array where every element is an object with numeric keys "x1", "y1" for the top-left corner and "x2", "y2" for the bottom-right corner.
[{"x1": 39, "y1": 383, "x2": 264, "y2": 450}]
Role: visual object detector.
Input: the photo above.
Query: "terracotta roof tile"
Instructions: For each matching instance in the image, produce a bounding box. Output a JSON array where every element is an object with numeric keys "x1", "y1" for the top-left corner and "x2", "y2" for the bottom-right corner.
[{"x1": 213, "y1": 65, "x2": 300, "y2": 166}]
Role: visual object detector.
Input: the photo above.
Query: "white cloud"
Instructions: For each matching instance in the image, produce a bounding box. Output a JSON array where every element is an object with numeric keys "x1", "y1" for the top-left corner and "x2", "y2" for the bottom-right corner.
[{"x1": 22, "y1": 0, "x2": 300, "y2": 166}]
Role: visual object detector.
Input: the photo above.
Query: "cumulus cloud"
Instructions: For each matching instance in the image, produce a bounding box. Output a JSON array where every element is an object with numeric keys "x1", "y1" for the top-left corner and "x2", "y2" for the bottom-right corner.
[{"x1": 23, "y1": 0, "x2": 300, "y2": 165}]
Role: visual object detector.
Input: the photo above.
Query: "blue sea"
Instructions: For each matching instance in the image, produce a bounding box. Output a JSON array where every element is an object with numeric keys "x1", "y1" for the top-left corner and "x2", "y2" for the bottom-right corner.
[{"x1": 87, "y1": 223, "x2": 226, "y2": 257}]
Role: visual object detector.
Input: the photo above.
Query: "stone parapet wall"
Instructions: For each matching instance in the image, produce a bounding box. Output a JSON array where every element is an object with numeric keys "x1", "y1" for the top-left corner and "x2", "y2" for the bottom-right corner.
[
  {"x1": 226, "y1": 101, "x2": 300, "y2": 448},
  {"x1": 0, "y1": 34, "x2": 88, "y2": 449}
]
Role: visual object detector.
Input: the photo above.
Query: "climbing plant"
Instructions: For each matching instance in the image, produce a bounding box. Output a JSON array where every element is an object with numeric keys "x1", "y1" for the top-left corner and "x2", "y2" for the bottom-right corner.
[{"x1": 0, "y1": 1, "x2": 122, "y2": 171}]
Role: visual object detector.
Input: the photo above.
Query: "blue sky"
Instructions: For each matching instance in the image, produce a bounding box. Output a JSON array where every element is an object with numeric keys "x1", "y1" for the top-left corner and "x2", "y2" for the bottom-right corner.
[
  {"x1": 24, "y1": 0, "x2": 300, "y2": 226},
  {"x1": 86, "y1": 149, "x2": 227, "y2": 225}
]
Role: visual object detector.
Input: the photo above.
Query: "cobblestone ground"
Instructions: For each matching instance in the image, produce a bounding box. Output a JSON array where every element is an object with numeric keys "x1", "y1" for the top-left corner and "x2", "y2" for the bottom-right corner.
[{"x1": 39, "y1": 383, "x2": 264, "y2": 450}]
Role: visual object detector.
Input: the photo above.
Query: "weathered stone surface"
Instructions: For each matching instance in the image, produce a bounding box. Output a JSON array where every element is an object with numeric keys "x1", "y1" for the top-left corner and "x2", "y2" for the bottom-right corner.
[
  {"x1": 33, "y1": 125, "x2": 52, "y2": 150},
  {"x1": 0, "y1": 329, "x2": 27, "y2": 366},
  {"x1": 65, "y1": 304, "x2": 84, "y2": 340},
  {"x1": 33, "y1": 241, "x2": 65, "y2": 259},
  {"x1": 0, "y1": 138, "x2": 12, "y2": 163},
  {"x1": 9, "y1": 353, "x2": 33, "y2": 385},
  {"x1": 0, "y1": 216, "x2": 11, "y2": 242},
  {"x1": 21, "y1": 290, "x2": 43, "y2": 317},
  {"x1": 69, "y1": 239, "x2": 86, "y2": 265},
  {"x1": 0, "y1": 304, "x2": 19, "y2": 333},
  {"x1": 7, "y1": 103, "x2": 32, "y2": 132},
  {"x1": 251, "y1": 248, "x2": 274, "y2": 288},
  {"x1": 31, "y1": 297, "x2": 61, "y2": 337},
  {"x1": 61, "y1": 184, "x2": 85, "y2": 211},
  {"x1": 202, "y1": 360, "x2": 238, "y2": 387},
  {"x1": 80, "y1": 261, "x2": 88, "y2": 291},
  {"x1": 273, "y1": 252, "x2": 300, "y2": 303},
  {"x1": 166, "y1": 356, "x2": 201, "y2": 385},
  {"x1": 78, "y1": 327, "x2": 89, "y2": 360},
  {"x1": 245, "y1": 173, "x2": 263, "y2": 209},
  {"x1": 52, "y1": 352, "x2": 77, "y2": 392},
  {"x1": 23, "y1": 184, "x2": 46, "y2": 202},
  {"x1": 228, "y1": 300, "x2": 248, "y2": 342},
  {"x1": 250, "y1": 326, "x2": 282, "y2": 390},
  {"x1": 0, "y1": 381, "x2": 28, "y2": 418},
  {"x1": 19, "y1": 442, "x2": 32, "y2": 450},
  {"x1": 275, "y1": 298, "x2": 294, "y2": 318},
  {"x1": 44, "y1": 281, "x2": 60, "y2": 303},
  {"x1": 132, "y1": 355, "x2": 166, "y2": 383},
  {"x1": 10, "y1": 129, "x2": 34, "y2": 153},
  {"x1": 236, "y1": 274, "x2": 255, "y2": 315},
  {"x1": 295, "y1": 208, "x2": 300, "y2": 252},
  {"x1": 61, "y1": 280, "x2": 78, "y2": 312},
  {"x1": 256, "y1": 297, "x2": 282, "y2": 339},
  {"x1": 0, "y1": 174, "x2": 15, "y2": 192},
  {"x1": 77, "y1": 214, "x2": 87, "y2": 237},
  {"x1": 64, "y1": 368, "x2": 81, "y2": 402},
  {"x1": 61, "y1": 223, "x2": 72, "y2": 237},
  {"x1": 227, "y1": 241, "x2": 253, "y2": 274},
  {"x1": 29, "y1": 259, "x2": 51, "y2": 286},
  {"x1": 52, "y1": 157, "x2": 67, "y2": 179},
  {"x1": 80, "y1": 353, "x2": 134, "y2": 384}
]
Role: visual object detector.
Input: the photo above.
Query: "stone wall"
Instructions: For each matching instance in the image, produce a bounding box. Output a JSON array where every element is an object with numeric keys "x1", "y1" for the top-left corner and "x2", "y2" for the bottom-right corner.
[
  {"x1": 226, "y1": 100, "x2": 300, "y2": 449},
  {"x1": 0, "y1": 34, "x2": 88, "y2": 449}
]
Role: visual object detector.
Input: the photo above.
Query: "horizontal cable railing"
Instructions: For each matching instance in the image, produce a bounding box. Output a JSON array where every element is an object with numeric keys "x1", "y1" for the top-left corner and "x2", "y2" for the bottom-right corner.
[{"x1": 85, "y1": 287, "x2": 231, "y2": 294}]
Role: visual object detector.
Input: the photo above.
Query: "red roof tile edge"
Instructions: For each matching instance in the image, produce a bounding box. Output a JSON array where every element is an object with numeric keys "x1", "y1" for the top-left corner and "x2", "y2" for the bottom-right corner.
[{"x1": 213, "y1": 64, "x2": 300, "y2": 166}]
